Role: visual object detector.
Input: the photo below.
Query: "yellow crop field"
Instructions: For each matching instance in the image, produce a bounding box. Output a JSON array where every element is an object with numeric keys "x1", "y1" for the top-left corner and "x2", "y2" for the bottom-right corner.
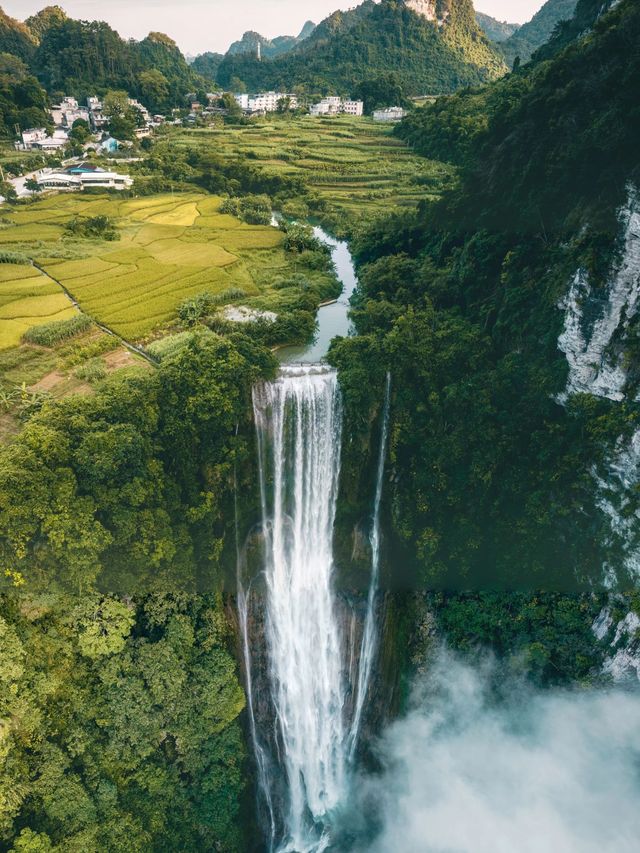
[
  {"x1": 148, "y1": 201, "x2": 200, "y2": 226},
  {"x1": 0, "y1": 192, "x2": 295, "y2": 340},
  {"x1": 0, "y1": 264, "x2": 77, "y2": 350},
  {"x1": 145, "y1": 238, "x2": 237, "y2": 267}
]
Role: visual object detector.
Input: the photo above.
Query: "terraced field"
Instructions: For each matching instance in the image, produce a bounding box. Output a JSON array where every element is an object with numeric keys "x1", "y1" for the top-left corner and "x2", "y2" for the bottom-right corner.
[
  {"x1": 0, "y1": 263, "x2": 77, "y2": 349},
  {"x1": 0, "y1": 192, "x2": 299, "y2": 340},
  {"x1": 173, "y1": 115, "x2": 456, "y2": 226}
]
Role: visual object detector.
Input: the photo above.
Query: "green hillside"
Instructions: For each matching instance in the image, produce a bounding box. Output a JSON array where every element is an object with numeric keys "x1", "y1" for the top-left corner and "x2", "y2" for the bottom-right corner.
[
  {"x1": 216, "y1": 0, "x2": 507, "y2": 96},
  {"x1": 500, "y1": 0, "x2": 577, "y2": 66}
]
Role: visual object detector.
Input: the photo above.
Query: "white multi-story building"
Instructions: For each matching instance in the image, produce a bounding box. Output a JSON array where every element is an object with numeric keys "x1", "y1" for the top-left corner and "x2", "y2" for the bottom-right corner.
[
  {"x1": 246, "y1": 91, "x2": 298, "y2": 113},
  {"x1": 50, "y1": 97, "x2": 90, "y2": 128},
  {"x1": 19, "y1": 128, "x2": 47, "y2": 148},
  {"x1": 232, "y1": 92, "x2": 298, "y2": 114},
  {"x1": 372, "y1": 106, "x2": 408, "y2": 122},
  {"x1": 342, "y1": 100, "x2": 364, "y2": 116},
  {"x1": 309, "y1": 97, "x2": 364, "y2": 117},
  {"x1": 17, "y1": 128, "x2": 69, "y2": 152}
]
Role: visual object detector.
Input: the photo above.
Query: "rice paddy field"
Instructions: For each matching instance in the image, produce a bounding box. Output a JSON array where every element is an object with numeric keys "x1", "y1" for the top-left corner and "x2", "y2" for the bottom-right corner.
[
  {"x1": 0, "y1": 190, "x2": 315, "y2": 440},
  {"x1": 172, "y1": 115, "x2": 456, "y2": 227},
  {"x1": 0, "y1": 263, "x2": 77, "y2": 350},
  {"x1": 0, "y1": 192, "x2": 300, "y2": 342}
]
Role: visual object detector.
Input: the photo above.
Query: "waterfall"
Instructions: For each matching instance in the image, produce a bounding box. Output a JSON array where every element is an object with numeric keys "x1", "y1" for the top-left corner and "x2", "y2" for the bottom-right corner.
[
  {"x1": 252, "y1": 364, "x2": 346, "y2": 853},
  {"x1": 347, "y1": 372, "x2": 391, "y2": 760}
]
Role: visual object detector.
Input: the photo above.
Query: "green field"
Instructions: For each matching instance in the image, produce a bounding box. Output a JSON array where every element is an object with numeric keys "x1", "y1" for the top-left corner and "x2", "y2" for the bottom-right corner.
[
  {"x1": 0, "y1": 192, "x2": 306, "y2": 341},
  {"x1": 172, "y1": 115, "x2": 455, "y2": 229}
]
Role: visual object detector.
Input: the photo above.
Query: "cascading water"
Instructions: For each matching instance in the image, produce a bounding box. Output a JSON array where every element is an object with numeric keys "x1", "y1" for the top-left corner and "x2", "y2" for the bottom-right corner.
[
  {"x1": 252, "y1": 364, "x2": 347, "y2": 852},
  {"x1": 347, "y1": 372, "x2": 391, "y2": 760}
]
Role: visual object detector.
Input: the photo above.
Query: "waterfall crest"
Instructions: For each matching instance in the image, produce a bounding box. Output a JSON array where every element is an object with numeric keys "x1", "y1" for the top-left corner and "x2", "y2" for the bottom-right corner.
[{"x1": 252, "y1": 364, "x2": 346, "y2": 852}]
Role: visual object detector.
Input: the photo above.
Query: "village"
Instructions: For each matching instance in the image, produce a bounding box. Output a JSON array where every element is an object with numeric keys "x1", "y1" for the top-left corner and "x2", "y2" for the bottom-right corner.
[{"x1": 6, "y1": 88, "x2": 407, "y2": 200}]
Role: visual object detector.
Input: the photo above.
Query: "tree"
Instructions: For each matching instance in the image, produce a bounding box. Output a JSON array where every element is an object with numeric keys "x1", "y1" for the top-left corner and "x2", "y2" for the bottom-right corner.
[
  {"x1": 69, "y1": 118, "x2": 90, "y2": 143},
  {"x1": 24, "y1": 177, "x2": 41, "y2": 194},
  {"x1": 138, "y1": 69, "x2": 170, "y2": 111},
  {"x1": 228, "y1": 76, "x2": 247, "y2": 93},
  {"x1": 0, "y1": 181, "x2": 17, "y2": 203},
  {"x1": 354, "y1": 72, "x2": 407, "y2": 114}
]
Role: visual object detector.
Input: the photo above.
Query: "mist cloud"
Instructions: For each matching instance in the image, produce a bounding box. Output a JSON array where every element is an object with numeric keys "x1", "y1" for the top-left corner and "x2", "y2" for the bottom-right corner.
[{"x1": 352, "y1": 653, "x2": 640, "y2": 853}]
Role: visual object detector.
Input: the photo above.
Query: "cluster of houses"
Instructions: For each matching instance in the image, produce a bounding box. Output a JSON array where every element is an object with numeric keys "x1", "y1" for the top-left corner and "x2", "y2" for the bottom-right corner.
[
  {"x1": 226, "y1": 95, "x2": 404, "y2": 121},
  {"x1": 16, "y1": 95, "x2": 161, "y2": 155}
]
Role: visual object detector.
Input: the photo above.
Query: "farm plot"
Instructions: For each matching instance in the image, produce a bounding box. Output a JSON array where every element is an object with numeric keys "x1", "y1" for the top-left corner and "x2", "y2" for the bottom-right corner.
[
  {"x1": 0, "y1": 263, "x2": 77, "y2": 349},
  {"x1": 0, "y1": 192, "x2": 300, "y2": 340},
  {"x1": 173, "y1": 116, "x2": 456, "y2": 227}
]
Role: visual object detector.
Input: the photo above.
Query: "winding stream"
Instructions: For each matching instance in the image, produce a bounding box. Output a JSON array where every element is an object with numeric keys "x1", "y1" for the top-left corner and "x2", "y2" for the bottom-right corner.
[{"x1": 278, "y1": 227, "x2": 358, "y2": 364}]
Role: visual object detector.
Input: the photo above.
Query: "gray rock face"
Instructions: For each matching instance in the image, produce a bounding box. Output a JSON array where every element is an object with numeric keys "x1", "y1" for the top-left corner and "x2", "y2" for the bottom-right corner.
[
  {"x1": 557, "y1": 187, "x2": 640, "y2": 588},
  {"x1": 558, "y1": 186, "x2": 640, "y2": 403}
]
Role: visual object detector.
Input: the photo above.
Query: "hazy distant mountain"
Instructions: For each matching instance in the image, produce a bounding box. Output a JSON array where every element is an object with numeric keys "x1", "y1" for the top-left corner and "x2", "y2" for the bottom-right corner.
[
  {"x1": 475, "y1": 11, "x2": 520, "y2": 42},
  {"x1": 217, "y1": 0, "x2": 507, "y2": 96},
  {"x1": 226, "y1": 21, "x2": 316, "y2": 59},
  {"x1": 500, "y1": 0, "x2": 577, "y2": 66}
]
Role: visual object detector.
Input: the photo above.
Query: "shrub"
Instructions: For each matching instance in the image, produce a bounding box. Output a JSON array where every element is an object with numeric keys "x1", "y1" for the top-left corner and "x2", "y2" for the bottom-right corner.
[
  {"x1": 74, "y1": 358, "x2": 107, "y2": 383},
  {"x1": 60, "y1": 335, "x2": 119, "y2": 368},
  {"x1": 65, "y1": 215, "x2": 119, "y2": 241},
  {"x1": 177, "y1": 289, "x2": 247, "y2": 326},
  {"x1": 22, "y1": 314, "x2": 93, "y2": 347},
  {"x1": 0, "y1": 251, "x2": 30, "y2": 264}
]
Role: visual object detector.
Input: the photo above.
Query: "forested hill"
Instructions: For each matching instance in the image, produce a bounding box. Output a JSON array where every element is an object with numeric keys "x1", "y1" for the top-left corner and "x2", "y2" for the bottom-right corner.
[
  {"x1": 331, "y1": 0, "x2": 640, "y2": 592},
  {"x1": 0, "y1": 6, "x2": 37, "y2": 62},
  {"x1": 216, "y1": 0, "x2": 507, "y2": 95},
  {"x1": 499, "y1": 0, "x2": 577, "y2": 66},
  {"x1": 0, "y1": 6, "x2": 206, "y2": 113}
]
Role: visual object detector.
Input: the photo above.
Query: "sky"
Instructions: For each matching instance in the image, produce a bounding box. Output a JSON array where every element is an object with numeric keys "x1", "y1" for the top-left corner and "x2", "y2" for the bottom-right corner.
[{"x1": 6, "y1": 0, "x2": 547, "y2": 55}]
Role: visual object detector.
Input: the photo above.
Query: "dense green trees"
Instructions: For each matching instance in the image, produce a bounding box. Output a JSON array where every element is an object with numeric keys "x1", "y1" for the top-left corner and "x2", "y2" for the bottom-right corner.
[
  {"x1": 0, "y1": 591, "x2": 247, "y2": 852},
  {"x1": 0, "y1": 332, "x2": 270, "y2": 592},
  {"x1": 0, "y1": 53, "x2": 49, "y2": 135},
  {"x1": 331, "y1": 0, "x2": 640, "y2": 592},
  {"x1": 0, "y1": 331, "x2": 274, "y2": 850}
]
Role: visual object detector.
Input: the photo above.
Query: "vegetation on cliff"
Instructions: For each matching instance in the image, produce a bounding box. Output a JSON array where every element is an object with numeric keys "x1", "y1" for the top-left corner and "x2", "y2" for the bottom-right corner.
[
  {"x1": 0, "y1": 331, "x2": 275, "y2": 850},
  {"x1": 331, "y1": 0, "x2": 640, "y2": 592}
]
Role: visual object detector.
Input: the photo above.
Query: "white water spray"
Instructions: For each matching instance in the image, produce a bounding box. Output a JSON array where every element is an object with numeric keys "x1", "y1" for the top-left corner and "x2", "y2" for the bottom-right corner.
[
  {"x1": 348, "y1": 372, "x2": 391, "y2": 760},
  {"x1": 252, "y1": 364, "x2": 347, "y2": 852}
]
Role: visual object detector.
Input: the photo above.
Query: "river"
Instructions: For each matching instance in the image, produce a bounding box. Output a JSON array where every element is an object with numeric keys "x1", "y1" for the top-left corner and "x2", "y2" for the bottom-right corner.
[{"x1": 277, "y1": 226, "x2": 358, "y2": 364}]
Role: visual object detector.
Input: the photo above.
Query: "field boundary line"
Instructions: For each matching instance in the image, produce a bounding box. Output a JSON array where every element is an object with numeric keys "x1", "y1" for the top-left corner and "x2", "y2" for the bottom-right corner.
[{"x1": 32, "y1": 262, "x2": 159, "y2": 366}]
